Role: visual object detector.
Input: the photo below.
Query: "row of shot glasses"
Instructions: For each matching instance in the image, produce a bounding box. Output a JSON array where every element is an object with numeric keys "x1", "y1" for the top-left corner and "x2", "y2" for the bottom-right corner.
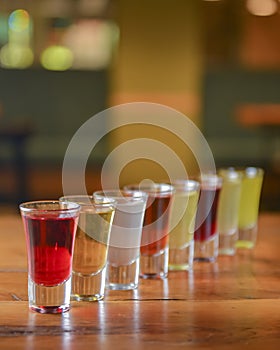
[{"x1": 19, "y1": 166, "x2": 264, "y2": 313}]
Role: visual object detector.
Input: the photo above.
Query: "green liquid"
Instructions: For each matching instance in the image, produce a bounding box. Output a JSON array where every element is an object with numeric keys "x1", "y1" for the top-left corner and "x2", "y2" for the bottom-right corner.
[
  {"x1": 169, "y1": 190, "x2": 199, "y2": 249},
  {"x1": 238, "y1": 173, "x2": 263, "y2": 229},
  {"x1": 235, "y1": 240, "x2": 254, "y2": 249}
]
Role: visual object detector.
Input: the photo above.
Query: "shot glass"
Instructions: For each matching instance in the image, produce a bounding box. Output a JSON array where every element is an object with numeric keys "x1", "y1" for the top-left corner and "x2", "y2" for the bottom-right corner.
[
  {"x1": 168, "y1": 180, "x2": 200, "y2": 271},
  {"x1": 124, "y1": 183, "x2": 174, "y2": 279},
  {"x1": 93, "y1": 190, "x2": 147, "y2": 290},
  {"x1": 217, "y1": 169, "x2": 242, "y2": 256},
  {"x1": 19, "y1": 200, "x2": 80, "y2": 314},
  {"x1": 236, "y1": 167, "x2": 264, "y2": 249},
  {"x1": 60, "y1": 195, "x2": 115, "y2": 301},
  {"x1": 194, "y1": 174, "x2": 222, "y2": 262}
]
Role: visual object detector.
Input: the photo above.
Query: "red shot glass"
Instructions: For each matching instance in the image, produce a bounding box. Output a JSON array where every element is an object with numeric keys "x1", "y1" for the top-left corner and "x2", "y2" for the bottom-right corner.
[{"x1": 20, "y1": 200, "x2": 80, "y2": 314}]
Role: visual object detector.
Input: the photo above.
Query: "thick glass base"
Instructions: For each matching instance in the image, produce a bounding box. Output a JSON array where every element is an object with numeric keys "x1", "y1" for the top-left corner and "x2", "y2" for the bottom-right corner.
[
  {"x1": 236, "y1": 224, "x2": 257, "y2": 249},
  {"x1": 71, "y1": 266, "x2": 106, "y2": 301},
  {"x1": 28, "y1": 276, "x2": 71, "y2": 314},
  {"x1": 107, "y1": 258, "x2": 139, "y2": 290},
  {"x1": 219, "y1": 229, "x2": 238, "y2": 256},
  {"x1": 168, "y1": 240, "x2": 194, "y2": 271},
  {"x1": 140, "y1": 247, "x2": 168, "y2": 279},
  {"x1": 194, "y1": 234, "x2": 219, "y2": 262}
]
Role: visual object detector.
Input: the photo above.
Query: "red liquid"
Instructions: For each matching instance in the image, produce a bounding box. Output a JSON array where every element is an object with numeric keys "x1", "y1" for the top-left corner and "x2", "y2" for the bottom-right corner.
[
  {"x1": 141, "y1": 196, "x2": 172, "y2": 255},
  {"x1": 23, "y1": 215, "x2": 77, "y2": 286},
  {"x1": 194, "y1": 188, "x2": 221, "y2": 242}
]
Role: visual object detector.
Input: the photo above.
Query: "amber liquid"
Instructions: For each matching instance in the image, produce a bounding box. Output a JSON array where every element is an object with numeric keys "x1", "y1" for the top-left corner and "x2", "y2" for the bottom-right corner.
[
  {"x1": 141, "y1": 196, "x2": 172, "y2": 255},
  {"x1": 73, "y1": 210, "x2": 114, "y2": 275}
]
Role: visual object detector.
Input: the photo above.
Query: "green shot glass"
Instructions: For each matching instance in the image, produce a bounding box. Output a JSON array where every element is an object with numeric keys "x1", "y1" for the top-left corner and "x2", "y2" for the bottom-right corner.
[
  {"x1": 236, "y1": 167, "x2": 264, "y2": 249},
  {"x1": 217, "y1": 169, "x2": 242, "y2": 256}
]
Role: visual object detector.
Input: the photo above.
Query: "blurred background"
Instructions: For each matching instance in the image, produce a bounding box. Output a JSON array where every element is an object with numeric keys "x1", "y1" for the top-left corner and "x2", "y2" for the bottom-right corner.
[{"x1": 0, "y1": 0, "x2": 279, "y2": 211}]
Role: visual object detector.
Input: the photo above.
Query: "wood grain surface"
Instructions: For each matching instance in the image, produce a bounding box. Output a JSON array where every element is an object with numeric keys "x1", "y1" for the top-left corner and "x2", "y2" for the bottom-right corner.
[{"x1": 0, "y1": 213, "x2": 280, "y2": 349}]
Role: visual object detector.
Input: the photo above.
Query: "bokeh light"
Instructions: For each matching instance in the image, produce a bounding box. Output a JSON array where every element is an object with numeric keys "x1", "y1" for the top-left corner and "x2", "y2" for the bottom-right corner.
[
  {"x1": 0, "y1": 43, "x2": 34, "y2": 68},
  {"x1": 62, "y1": 19, "x2": 119, "y2": 70},
  {"x1": 40, "y1": 45, "x2": 73, "y2": 71},
  {"x1": 8, "y1": 9, "x2": 30, "y2": 32},
  {"x1": 246, "y1": 0, "x2": 278, "y2": 16},
  {"x1": 0, "y1": 9, "x2": 34, "y2": 68}
]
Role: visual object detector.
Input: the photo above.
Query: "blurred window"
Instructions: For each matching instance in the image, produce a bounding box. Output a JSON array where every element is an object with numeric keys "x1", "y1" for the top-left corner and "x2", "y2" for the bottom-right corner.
[{"x1": 0, "y1": 0, "x2": 118, "y2": 71}]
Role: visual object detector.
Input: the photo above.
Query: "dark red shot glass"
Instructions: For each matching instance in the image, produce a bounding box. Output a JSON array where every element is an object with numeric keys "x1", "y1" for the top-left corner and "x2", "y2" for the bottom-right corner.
[
  {"x1": 194, "y1": 175, "x2": 222, "y2": 262},
  {"x1": 124, "y1": 183, "x2": 174, "y2": 279}
]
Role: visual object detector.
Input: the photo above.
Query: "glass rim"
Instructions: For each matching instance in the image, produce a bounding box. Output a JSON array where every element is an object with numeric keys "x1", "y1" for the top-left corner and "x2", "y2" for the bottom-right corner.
[
  {"x1": 199, "y1": 173, "x2": 223, "y2": 188},
  {"x1": 243, "y1": 167, "x2": 264, "y2": 177},
  {"x1": 218, "y1": 168, "x2": 242, "y2": 180},
  {"x1": 123, "y1": 183, "x2": 174, "y2": 196},
  {"x1": 169, "y1": 179, "x2": 200, "y2": 192},
  {"x1": 59, "y1": 194, "x2": 116, "y2": 208},
  {"x1": 93, "y1": 189, "x2": 148, "y2": 201},
  {"x1": 19, "y1": 200, "x2": 80, "y2": 213},
  {"x1": 220, "y1": 166, "x2": 264, "y2": 178}
]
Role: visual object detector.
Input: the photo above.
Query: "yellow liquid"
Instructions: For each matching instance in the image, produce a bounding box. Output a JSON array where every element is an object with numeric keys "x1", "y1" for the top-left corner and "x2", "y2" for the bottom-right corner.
[
  {"x1": 238, "y1": 173, "x2": 263, "y2": 229},
  {"x1": 73, "y1": 210, "x2": 114, "y2": 275},
  {"x1": 235, "y1": 239, "x2": 254, "y2": 249},
  {"x1": 169, "y1": 190, "x2": 199, "y2": 249}
]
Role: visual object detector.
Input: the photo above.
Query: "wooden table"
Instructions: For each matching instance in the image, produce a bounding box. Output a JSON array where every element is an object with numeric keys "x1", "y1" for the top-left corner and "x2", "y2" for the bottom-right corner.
[{"x1": 1, "y1": 213, "x2": 280, "y2": 349}]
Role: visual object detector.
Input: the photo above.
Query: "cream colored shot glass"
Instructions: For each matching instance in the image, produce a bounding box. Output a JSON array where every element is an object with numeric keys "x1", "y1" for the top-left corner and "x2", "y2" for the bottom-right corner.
[{"x1": 93, "y1": 190, "x2": 147, "y2": 290}]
